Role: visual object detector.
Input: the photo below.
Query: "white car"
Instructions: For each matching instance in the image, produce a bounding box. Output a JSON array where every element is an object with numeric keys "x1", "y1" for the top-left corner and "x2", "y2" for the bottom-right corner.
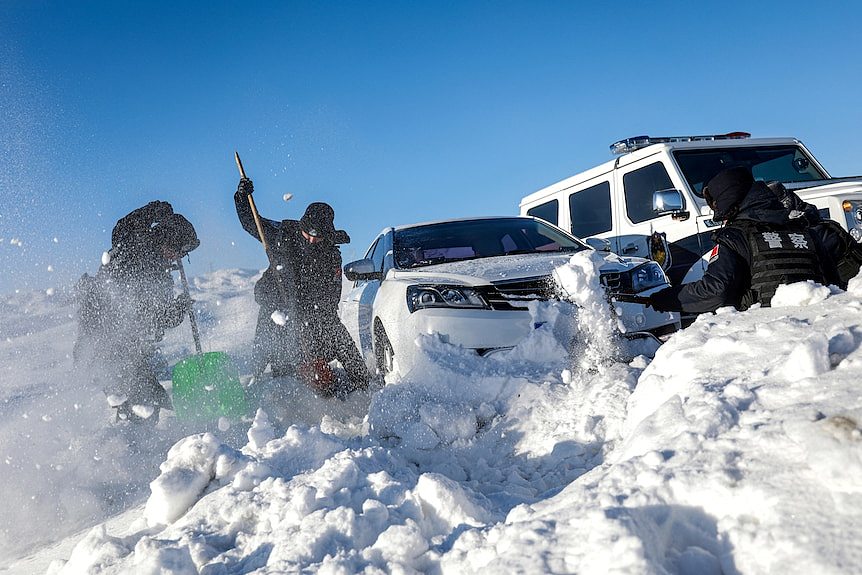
[{"x1": 340, "y1": 216, "x2": 680, "y2": 377}]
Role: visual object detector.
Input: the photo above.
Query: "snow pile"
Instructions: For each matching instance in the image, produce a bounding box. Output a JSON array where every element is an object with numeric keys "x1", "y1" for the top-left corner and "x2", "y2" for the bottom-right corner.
[
  {"x1": 2, "y1": 265, "x2": 862, "y2": 574},
  {"x1": 554, "y1": 250, "x2": 621, "y2": 370},
  {"x1": 144, "y1": 432, "x2": 249, "y2": 526},
  {"x1": 770, "y1": 278, "x2": 833, "y2": 307}
]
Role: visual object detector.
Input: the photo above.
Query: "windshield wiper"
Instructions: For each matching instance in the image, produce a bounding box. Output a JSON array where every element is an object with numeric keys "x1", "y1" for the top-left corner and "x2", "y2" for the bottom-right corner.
[
  {"x1": 504, "y1": 247, "x2": 582, "y2": 256},
  {"x1": 413, "y1": 257, "x2": 449, "y2": 266},
  {"x1": 411, "y1": 255, "x2": 480, "y2": 267}
]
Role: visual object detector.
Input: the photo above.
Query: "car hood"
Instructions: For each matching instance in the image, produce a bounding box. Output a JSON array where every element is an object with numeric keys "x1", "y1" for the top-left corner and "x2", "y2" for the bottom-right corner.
[{"x1": 388, "y1": 251, "x2": 648, "y2": 285}]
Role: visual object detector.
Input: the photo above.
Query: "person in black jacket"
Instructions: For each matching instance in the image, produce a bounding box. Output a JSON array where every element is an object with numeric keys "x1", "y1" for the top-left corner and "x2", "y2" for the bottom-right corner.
[
  {"x1": 234, "y1": 178, "x2": 369, "y2": 396},
  {"x1": 648, "y1": 167, "x2": 861, "y2": 314},
  {"x1": 74, "y1": 201, "x2": 199, "y2": 424}
]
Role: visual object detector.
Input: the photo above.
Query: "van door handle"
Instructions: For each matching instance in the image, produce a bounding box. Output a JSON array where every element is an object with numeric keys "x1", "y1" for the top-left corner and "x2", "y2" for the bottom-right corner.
[{"x1": 622, "y1": 243, "x2": 638, "y2": 254}]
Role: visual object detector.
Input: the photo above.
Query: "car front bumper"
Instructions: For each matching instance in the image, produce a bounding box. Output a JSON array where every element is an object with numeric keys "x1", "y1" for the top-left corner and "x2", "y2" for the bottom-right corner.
[
  {"x1": 398, "y1": 302, "x2": 679, "y2": 354},
  {"x1": 612, "y1": 299, "x2": 680, "y2": 335},
  {"x1": 408, "y1": 308, "x2": 535, "y2": 351}
]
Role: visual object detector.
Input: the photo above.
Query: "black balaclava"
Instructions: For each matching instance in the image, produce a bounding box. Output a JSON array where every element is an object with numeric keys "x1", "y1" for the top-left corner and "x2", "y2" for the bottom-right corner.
[{"x1": 704, "y1": 166, "x2": 754, "y2": 221}]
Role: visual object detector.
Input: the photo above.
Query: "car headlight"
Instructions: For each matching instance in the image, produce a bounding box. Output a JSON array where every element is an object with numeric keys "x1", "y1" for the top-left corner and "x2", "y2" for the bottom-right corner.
[
  {"x1": 406, "y1": 285, "x2": 489, "y2": 313},
  {"x1": 843, "y1": 200, "x2": 862, "y2": 224},
  {"x1": 843, "y1": 200, "x2": 862, "y2": 242},
  {"x1": 629, "y1": 262, "x2": 668, "y2": 293}
]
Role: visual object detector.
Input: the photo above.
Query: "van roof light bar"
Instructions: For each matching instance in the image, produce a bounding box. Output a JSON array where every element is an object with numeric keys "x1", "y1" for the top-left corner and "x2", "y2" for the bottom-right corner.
[{"x1": 609, "y1": 132, "x2": 751, "y2": 155}]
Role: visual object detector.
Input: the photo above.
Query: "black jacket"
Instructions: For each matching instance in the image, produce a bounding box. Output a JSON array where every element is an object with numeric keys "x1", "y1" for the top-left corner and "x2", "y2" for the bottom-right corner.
[
  {"x1": 75, "y1": 242, "x2": 185, "y2": 365},
  {"x1": 650, "y1": 181, "x2": 850, "y2": 314},
  {"x1": 234, "y1": 191, "x2": 343, "y2": 319}
]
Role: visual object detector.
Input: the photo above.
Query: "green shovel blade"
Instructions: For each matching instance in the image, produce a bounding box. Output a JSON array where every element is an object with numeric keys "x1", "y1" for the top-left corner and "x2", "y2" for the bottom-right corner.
[{"x1": 171, "y1": 351, "x2": 248, "y2": 421}]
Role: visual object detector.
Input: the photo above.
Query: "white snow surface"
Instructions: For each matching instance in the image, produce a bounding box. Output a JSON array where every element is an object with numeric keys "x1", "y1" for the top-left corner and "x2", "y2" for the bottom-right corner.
[{"x1": 1, "y1": 257, "x2": 861, "y2": 574}]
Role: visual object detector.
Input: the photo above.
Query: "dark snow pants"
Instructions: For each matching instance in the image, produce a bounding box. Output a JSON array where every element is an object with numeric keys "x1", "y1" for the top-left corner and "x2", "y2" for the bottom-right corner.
[{"x1": 253, "y1": 305, "x2": 369, "y2": 391}]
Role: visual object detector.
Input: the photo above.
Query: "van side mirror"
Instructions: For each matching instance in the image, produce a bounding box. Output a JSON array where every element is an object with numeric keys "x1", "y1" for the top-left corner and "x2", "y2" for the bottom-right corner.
[
  {"x1": 344, "y1": 258, "x2": 382, "y2": 281},
  {"x1": 653, "y1": 189, "x2": 689, "y2": 220},
  {"x1": 585, "y1": 237, "x2": 612, "y2": 252}
]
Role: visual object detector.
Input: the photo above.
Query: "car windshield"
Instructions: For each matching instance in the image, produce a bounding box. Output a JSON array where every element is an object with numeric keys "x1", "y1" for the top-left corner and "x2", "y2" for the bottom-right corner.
[
  {"x1": 673, "y1": 145, "x2": 827, "y2": 197},
  {"x1": 393, "y1": 218, "x2": 587, "y2": 269}
]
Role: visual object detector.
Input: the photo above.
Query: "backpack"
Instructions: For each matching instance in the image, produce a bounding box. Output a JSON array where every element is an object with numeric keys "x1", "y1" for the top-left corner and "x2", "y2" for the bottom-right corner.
[
  {"x1": 111, "y1": 201, "x2": 199, "y2": 258},
  {"x1": 111, "y1": 201, "x2": 175, "y2": 252}
]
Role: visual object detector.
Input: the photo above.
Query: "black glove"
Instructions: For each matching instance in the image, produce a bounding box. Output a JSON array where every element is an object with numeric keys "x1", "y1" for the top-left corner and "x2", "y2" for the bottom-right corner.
[
  {"x1": 646, "y1": 289, "x2": 678, "y2": 313},
  {"x1": 237, "y1": 178, "x2": 254, "y2": 197}
]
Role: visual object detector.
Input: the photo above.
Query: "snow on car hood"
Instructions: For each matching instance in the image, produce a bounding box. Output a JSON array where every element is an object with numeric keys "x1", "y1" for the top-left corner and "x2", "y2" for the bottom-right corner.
[{"x1": 388, "y1": 250, "x2": 650, "y2": 286}]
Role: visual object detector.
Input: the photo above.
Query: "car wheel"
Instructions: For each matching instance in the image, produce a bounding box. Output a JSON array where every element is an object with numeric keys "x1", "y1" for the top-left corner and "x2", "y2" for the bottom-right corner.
[{"x1": 374, "y1": 321, "x2": 395, "y2": 377}]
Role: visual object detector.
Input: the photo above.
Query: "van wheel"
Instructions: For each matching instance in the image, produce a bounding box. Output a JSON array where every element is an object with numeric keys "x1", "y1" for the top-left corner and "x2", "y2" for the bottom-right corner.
[{"x1": 374, "y1": 322, "x2": 395, "y2": 377}]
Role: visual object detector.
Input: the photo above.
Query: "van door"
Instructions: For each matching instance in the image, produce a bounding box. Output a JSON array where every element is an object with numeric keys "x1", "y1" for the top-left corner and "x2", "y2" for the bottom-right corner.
[{"x1": 613, "y1": 158, "x2": 704, "y2": 286}]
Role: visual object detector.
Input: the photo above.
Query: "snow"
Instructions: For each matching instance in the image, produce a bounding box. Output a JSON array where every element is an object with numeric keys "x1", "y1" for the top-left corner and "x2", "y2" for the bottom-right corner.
[
  {"x1": 1, "y1": 260, "x2": 861, "y2": 574},
  {"x1": 270, "y1": 310, "x2": 288, "y2": 326}
]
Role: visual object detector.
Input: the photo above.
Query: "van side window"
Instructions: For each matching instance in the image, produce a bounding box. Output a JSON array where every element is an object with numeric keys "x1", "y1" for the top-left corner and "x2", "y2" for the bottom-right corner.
[
  {"x1": 527, "y1": 200, "x2": 559, "y2": 226},
  {"x1": 569, "y1": 182, "x2": 611, "y2": 237},
  {"x1": 623, "y1": 162, "x2": 674, "y2": 223}
]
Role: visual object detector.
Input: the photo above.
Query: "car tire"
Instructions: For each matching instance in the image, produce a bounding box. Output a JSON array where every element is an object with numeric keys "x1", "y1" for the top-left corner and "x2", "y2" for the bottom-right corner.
[{"x1": 374, "y1": 321, "x2": 395, "y2": 377}]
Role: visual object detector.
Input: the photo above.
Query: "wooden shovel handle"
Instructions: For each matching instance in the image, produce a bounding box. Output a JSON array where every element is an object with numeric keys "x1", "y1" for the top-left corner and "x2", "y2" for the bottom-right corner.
[
  {"x1": 235, "y1": 151, "x2": 270, "y2": 252},
  {"x1": 233, "y1": 151, "x2": 293, "y2": 315}
]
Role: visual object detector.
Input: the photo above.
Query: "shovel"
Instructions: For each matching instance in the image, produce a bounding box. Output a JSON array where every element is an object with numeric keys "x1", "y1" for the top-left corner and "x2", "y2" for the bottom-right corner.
[{"x1": 170, "y1": 258, "x2": 248, "y2": 421}]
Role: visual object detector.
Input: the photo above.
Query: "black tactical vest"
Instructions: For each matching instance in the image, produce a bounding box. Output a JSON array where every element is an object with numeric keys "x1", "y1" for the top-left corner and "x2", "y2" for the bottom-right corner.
[{"x1": 735, "y1": 220, "x2": 826, "y2": 309}]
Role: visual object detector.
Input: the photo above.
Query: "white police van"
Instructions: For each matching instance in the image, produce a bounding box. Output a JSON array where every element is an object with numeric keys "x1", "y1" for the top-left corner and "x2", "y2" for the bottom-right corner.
[{"x1": 520, "y1": 133, "x2": 862, "y2": 287}]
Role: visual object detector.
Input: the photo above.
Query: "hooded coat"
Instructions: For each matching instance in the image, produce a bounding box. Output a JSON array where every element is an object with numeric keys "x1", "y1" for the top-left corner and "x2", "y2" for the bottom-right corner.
[
  {"x1": 74, "y1": 201, "x2": 196, "y2": 416},
  {"x1": 650, "y1": 171, "x2": 853, "y2": 314}
]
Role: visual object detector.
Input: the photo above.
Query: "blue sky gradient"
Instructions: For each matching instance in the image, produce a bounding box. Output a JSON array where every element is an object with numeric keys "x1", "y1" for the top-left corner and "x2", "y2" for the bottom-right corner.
[{"x1": 2, "y1": 0, "x2": 861, "y2": 292}]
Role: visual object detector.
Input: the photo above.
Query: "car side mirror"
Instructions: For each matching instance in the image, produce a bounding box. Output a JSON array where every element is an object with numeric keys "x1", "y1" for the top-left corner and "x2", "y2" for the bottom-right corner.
[
  {"x1": 585, "y1": 237, "x2": 612, "y2": 252},
  {"x1": 344, "y1": 258, "x2": 382, "y2": 281},
  {"x1": 653, "y1": 188, "x2": 689, "y2": 220}
]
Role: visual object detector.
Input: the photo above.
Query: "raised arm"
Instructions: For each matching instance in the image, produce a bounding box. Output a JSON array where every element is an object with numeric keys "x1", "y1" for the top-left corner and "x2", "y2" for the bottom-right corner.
[{"x1": 233, "y1": 178, "x2": 280, "y2": 246}]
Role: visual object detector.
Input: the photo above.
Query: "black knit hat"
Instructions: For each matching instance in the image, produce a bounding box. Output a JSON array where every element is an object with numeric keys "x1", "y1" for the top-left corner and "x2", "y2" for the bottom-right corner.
[
  {"x1": 300, "y1": 202, "x2": 336, "y2": 240},
  {"x1": 703, "y1": 166, "x2": 754, "y2": 221}
]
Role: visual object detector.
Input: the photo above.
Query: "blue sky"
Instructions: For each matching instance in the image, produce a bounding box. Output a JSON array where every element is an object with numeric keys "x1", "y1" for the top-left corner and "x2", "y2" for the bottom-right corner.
[{"x1": 1, "y1": 0, "x2": 861, "y2": 292}]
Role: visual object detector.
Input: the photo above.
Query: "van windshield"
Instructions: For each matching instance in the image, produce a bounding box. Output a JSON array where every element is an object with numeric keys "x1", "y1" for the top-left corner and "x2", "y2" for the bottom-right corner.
[
  {"x1": 394, "y1": 218, "x2": 587, "y2": 269},
  {"x1": 673, "y1": 145, "x2": 827, "y2": 197}
]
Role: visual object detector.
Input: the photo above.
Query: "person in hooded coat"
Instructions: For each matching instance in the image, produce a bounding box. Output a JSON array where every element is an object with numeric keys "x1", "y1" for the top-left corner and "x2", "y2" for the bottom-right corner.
[
  {"x1": 74, "y1": 201, "x2": 200, "y2": 424},
  {"x1": 234, "y1": 178, "x2": 369, "y2": 395},
  {"x1": 648, "y1": 166, "x2": 861, "y2": 314}
]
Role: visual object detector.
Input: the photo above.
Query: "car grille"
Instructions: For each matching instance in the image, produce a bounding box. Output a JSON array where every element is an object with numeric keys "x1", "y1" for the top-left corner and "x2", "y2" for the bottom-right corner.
[
  {"x1": 478, "y1": 272, "x2": 628, "y2": 311},
  {"x1": 599, "y1": 272, "x2": 623, "y2": 291},
  {"x1": 479, "y1": 276, "x2": 559, "y2": 311},
  {"x1": 599, "y1": 271, "x2": 637, "y2": 293}
]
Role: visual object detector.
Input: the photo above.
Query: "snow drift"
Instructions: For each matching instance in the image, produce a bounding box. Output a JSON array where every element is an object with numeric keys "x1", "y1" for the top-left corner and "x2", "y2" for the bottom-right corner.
[{"x1": 1, "y1": 256, "x2": 861, "y2": 574}]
